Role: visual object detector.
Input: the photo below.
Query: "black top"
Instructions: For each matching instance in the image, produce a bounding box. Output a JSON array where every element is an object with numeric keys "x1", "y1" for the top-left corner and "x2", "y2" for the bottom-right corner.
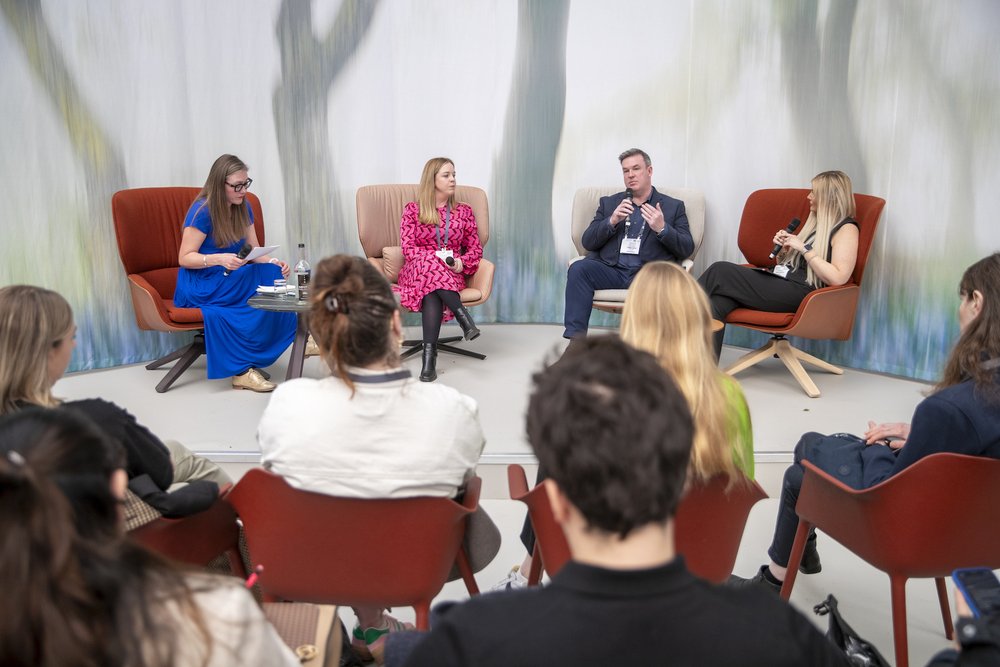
[
  {"x1": 60, "y1": 399, "x2": 217, "y2": 517},
  {"x1": 404, "y1": 558, "x2": 848, "y2": 666}
]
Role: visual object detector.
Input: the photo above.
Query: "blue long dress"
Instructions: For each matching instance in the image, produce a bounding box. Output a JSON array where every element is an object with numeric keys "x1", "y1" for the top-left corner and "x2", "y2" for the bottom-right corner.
[{"x1": 173, "y1": 200, "x2": 296, "y2": 379}]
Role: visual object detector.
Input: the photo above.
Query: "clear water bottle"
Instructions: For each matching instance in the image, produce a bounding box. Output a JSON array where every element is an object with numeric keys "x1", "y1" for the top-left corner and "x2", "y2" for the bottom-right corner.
[{"x1": 293, "y1": 243, "x2": 311, "y2": 301}]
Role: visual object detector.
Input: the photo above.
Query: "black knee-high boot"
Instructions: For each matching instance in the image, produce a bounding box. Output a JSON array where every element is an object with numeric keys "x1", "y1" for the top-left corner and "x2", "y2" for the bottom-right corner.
[
  {"x1": 420, "y1": 343, "x2": 438, "y2": 382},
  {"x1": 453, "y1": 305, "x2": 481, "y2": 341}
]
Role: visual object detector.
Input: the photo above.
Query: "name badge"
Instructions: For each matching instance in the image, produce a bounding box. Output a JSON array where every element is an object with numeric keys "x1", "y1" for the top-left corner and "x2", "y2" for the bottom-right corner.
[
  {"x1": 435, "y1": 248, "x2": 454, "y2": 262},
  {"x1": 620, "y1": 237, "x2": 641, "y2": 255},
  {"x1": 772, "y1": 264, "x2": 790, "y2": 279}
]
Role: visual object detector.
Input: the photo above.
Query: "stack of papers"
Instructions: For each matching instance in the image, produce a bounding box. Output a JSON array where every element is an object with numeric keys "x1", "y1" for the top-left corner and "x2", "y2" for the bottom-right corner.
[{"x1": 256, "y1": 285, "x2": 297, "y2": 295}]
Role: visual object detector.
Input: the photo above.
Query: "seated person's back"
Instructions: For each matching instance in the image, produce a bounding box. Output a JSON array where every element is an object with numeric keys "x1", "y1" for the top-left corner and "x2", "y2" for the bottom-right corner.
[{"x1": 403, "y1": 337, "x2": 846, "y2": 667}]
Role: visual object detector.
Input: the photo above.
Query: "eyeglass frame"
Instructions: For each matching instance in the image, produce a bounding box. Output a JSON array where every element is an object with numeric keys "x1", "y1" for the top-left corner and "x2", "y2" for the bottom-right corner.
[{"x1": 225, "y1": 178, "x2": 253, "y2": 193}]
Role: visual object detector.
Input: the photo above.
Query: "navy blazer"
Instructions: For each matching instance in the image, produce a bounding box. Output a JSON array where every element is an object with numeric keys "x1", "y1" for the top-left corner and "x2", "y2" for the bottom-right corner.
[{"x1": 580, "y1": 187, "x2": 693, "y2": 267}]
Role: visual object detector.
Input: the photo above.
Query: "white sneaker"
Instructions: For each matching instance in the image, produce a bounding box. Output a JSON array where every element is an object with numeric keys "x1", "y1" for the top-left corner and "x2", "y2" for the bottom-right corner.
[{"x1": 489, "y1": 565, "x2": 528, "y2": 592}]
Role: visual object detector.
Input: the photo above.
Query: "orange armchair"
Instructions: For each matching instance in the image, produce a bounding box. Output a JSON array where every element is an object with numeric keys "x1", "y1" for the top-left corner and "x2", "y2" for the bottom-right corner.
[
  {"x1": 509, "y1": 464, "x2": 766, "y2": 585},
  {"x1": 111, "y1": 187, "x2": 265, "y2": 392},
  {"x1": 780, "y1": 454, "x2": 1000, "y2": 667},
  {"x1": 227, "y1": 468, "x2": 480, "y2": 630},
  {"x1": 674, "y1": 473, "x2": 767, "y2": 583},
  {"x1": 356, "y1": 184, "x2": 493, "y2": 361},
  {"x1": 507, "y1": 464, "x2": 571, "y2": 585},
  {"x1": 128, "y1": 495, "x2": 245, "y2": 576},
  {"x1": 723, "y1": 189, "x2": 886, "y2": 397}
]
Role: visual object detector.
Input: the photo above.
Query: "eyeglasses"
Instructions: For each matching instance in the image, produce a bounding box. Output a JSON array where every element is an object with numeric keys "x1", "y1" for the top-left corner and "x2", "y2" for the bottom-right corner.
[{"x1": 226, "y1": 178, "x2": 253, "y2": 192}]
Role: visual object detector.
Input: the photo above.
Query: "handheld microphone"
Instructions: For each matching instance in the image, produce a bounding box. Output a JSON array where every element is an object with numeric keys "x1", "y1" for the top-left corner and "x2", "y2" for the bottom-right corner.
[
  {"x1": 445, "y1": 256, "x2": 455, "y2": 266},
  {"x1": 224, "y1": 243, "x2": 252, "y2": 276},
  {"x1": 769, "y1": 218, "x2": 802, "y2": 259},
  {"x1": 625, "y1": 188, "x2": 634, "y2": 201}
]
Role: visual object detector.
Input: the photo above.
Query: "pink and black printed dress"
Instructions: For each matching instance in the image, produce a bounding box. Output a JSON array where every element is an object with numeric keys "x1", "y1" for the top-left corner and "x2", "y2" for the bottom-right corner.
[{"x1": 396, "y1": 201, "x2": 483, "y2": 322}]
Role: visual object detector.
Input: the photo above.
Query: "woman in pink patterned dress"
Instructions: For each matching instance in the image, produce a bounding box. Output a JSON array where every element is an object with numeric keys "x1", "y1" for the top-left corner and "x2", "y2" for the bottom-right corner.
[{"x1": 397, "y1": 157, "x2": 483, "y2": 382}]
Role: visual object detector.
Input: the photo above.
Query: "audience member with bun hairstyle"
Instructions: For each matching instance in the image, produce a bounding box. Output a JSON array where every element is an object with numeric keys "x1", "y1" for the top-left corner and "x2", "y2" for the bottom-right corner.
[
  {"x1": 258, "y1": 254, "x2": 500, "y2": 665},
  {"x1": 0, "y1": 407, "x2": 298, "y2": 667},
  {"x1": 396, "y1": 157, "x2": 484, "y2": 382},
  {"x1": 0, "y1": 285, "x2": 230, "y2": 522}
]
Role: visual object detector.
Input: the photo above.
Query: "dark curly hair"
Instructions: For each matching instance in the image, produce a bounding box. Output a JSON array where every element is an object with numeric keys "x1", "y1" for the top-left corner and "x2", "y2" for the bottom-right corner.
[{"x1": 526, "y1": 336, "x2": 694, "y2": 539}]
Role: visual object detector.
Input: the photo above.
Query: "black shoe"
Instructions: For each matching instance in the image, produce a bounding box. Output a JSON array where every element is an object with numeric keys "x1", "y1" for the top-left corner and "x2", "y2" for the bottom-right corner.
[
  {"x1": 799, "y1": 534, "x2": 822, "y2": 574},
  {"x1": 453, "y1": 305, "x2": 481, "y2": 341},
  {"x1": 419, "y1": 343, "x2": 437, "y2": 382},
  {"x1": 727, "y1": 565, "x2": 782, "y2": 594}
]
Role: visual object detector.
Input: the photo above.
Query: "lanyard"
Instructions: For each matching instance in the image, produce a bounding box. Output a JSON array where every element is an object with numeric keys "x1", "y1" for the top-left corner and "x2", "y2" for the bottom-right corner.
[
  {"x1": 623, "y1": 204, "x2": 646, "y2": 238},
  {"x1": 435, "y1": 205, "x2": 452, "y2": 250}
]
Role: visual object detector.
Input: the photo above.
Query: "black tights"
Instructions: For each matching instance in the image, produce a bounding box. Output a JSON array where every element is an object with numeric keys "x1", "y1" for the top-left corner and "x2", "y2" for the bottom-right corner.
[{"x1": 421, "y1": 289, "x2": 463, "y2": 344}]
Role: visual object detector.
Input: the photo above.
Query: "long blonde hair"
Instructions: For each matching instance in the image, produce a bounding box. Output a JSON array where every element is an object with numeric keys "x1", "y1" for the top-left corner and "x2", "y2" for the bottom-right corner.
[
  {"x1": 780, "y1": 170, "x2": 856, "y2": 287},
  {"x1": 0, "y1": 286, "x2": 73, "y2": 413},
  {"x1": 194, "y1": 154, "x2": 252, "y2": 247},
  {"x1": 620, "y1": 262, "x2": 750, "y2": 482},
  {"x1": 417, "y1": 157, "x2": 456, "y2": 226}
]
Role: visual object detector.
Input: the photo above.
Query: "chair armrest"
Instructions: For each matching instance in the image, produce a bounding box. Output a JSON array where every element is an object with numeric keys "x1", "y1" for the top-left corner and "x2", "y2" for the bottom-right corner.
[
  {"x1": 460, "y1": 475, "x2": 482, "y2": 512},
  {"x1": 507, "y1": 464, "x2": 530, "y2": 501},
  {"x1": 464, "y1": 259, "x2": 494, "y2": 305},
  {"x1": 127, "y1": 274, "x2": 176, "y2": 332}
]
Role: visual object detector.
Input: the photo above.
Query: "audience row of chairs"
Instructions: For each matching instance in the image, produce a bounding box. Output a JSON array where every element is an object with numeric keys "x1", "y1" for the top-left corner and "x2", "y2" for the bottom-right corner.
[
  {"x1": 111, "y1": 183, "x2": 884, "y2": 398},
  {"x1": 129, "y1": 465, "x2": 767, "y2": 627},
  {"x1": 130, "y1": 455, "x2": 1000, "y2": 666}
]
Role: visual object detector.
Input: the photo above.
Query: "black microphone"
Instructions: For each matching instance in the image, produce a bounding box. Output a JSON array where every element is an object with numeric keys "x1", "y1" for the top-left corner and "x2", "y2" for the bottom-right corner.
[
  {"x1": 769, "y1": 218, "x2": 802, "y2": 260},
  {"x1": 625, "y1": 188, "x2": 634, "y2": 201},
  {"x1": 445, "y1": 256, "x2": 455, "y2": 266},
  {"x1": 224, "y1": 243, "x2": 252, "y2": 276}
]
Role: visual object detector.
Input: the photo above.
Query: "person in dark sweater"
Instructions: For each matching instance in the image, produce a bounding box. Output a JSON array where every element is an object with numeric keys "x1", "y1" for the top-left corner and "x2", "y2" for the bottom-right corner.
[
  {"x1": 402, "y1": 336, "x2": 847, "y2": 667},
  {"x1": 732, "y1": 253, "x2": 1000, "y2": 591},
  {"x1": 0, "y1": 285, "x2": 229, "y2": 518}
]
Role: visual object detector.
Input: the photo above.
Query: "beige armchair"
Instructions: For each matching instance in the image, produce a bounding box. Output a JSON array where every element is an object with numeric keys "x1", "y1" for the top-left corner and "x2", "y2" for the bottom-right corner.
[
  {"x1": 570, "y1": 186, "x2": 706, "y2": 313},
  {"x1": 356, "y1": 184, "x2": 494, "y2": 360}
]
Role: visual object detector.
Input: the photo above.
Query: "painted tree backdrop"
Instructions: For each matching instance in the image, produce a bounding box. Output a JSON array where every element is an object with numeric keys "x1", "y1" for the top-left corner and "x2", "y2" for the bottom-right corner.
[{"x1": 1, "y1": 0, "x2": 998, "y2": 381}]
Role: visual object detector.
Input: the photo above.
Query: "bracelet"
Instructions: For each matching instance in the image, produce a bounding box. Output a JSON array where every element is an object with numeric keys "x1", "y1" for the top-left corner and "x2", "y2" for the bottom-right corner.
[{"x1": 268, "y1": 258, "x2": 279, "y2": 265}]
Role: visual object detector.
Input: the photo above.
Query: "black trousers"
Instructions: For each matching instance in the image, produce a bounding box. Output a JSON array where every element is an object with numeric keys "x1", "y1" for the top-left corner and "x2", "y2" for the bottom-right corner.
[{"x1": 697, "y1": 261, "x2": 812, "y2": 358}]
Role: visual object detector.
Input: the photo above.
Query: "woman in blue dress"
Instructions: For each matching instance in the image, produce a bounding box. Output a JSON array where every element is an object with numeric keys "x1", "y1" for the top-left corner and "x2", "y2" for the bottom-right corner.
[{"x1": 174, "y1": 154, "x2": 295, "y2": 392}]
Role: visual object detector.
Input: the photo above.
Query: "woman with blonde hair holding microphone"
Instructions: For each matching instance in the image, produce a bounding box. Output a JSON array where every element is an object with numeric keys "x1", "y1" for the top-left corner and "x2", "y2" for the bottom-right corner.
[{"x1": 698, "y1": 170, "x2": 859, "y2": 359}]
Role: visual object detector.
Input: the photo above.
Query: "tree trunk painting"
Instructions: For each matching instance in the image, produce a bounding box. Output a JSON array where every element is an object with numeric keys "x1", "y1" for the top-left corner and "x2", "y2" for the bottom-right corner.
[
  {"x1": 0, "y1": 0, "x2": 168, "y2": 370},
  {"x1": 489, "y1": 0, "x2": 571, "y2": 322},
  {"x1": 272, "y1": 0, "x2": 379, "y2": 260}
]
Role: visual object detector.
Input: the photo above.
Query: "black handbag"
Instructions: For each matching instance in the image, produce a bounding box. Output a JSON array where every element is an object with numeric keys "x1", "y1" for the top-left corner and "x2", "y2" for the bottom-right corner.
[{"x1": 814, "y1": 594, "x2": 891, "y2": 667}]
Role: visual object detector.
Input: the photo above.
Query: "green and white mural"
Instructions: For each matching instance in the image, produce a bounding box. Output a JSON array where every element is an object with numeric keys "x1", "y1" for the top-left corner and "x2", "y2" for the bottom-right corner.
[{"x1": 2, "y1": 0, "x2": 998, "y2": 381}]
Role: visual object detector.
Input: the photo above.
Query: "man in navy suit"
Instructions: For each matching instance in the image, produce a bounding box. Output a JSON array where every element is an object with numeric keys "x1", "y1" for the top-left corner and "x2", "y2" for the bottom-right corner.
[{"x1": 563, "y1": 148, "x2": 693, "y2": 339}]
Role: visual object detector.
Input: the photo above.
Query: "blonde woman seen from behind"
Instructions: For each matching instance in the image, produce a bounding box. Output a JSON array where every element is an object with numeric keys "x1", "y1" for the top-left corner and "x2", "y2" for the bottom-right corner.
[{"x1": 621, "y1": 261, "x2": 754, "y2": 483}]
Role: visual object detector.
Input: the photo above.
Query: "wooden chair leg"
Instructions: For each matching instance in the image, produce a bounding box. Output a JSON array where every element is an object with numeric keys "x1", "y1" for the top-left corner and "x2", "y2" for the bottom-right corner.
[
  {"x1": 780, "y1": 519, "x2": 811, "y2": 601},
  {"x1": 890, "y1": 576, "x2": 910, "y2": 667},
  {"x1": 724, "y1": 339, "x2": 778, "y2": 376},
  {"x1": 792, "y1": 346, "x2": 844, "y2": 375},
  {"x1": 773, "y1": 339, "x2": 822, "y2": 398},
  {"x1": 935, "y1": 577, "x2": 954, "y2": 640}
]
